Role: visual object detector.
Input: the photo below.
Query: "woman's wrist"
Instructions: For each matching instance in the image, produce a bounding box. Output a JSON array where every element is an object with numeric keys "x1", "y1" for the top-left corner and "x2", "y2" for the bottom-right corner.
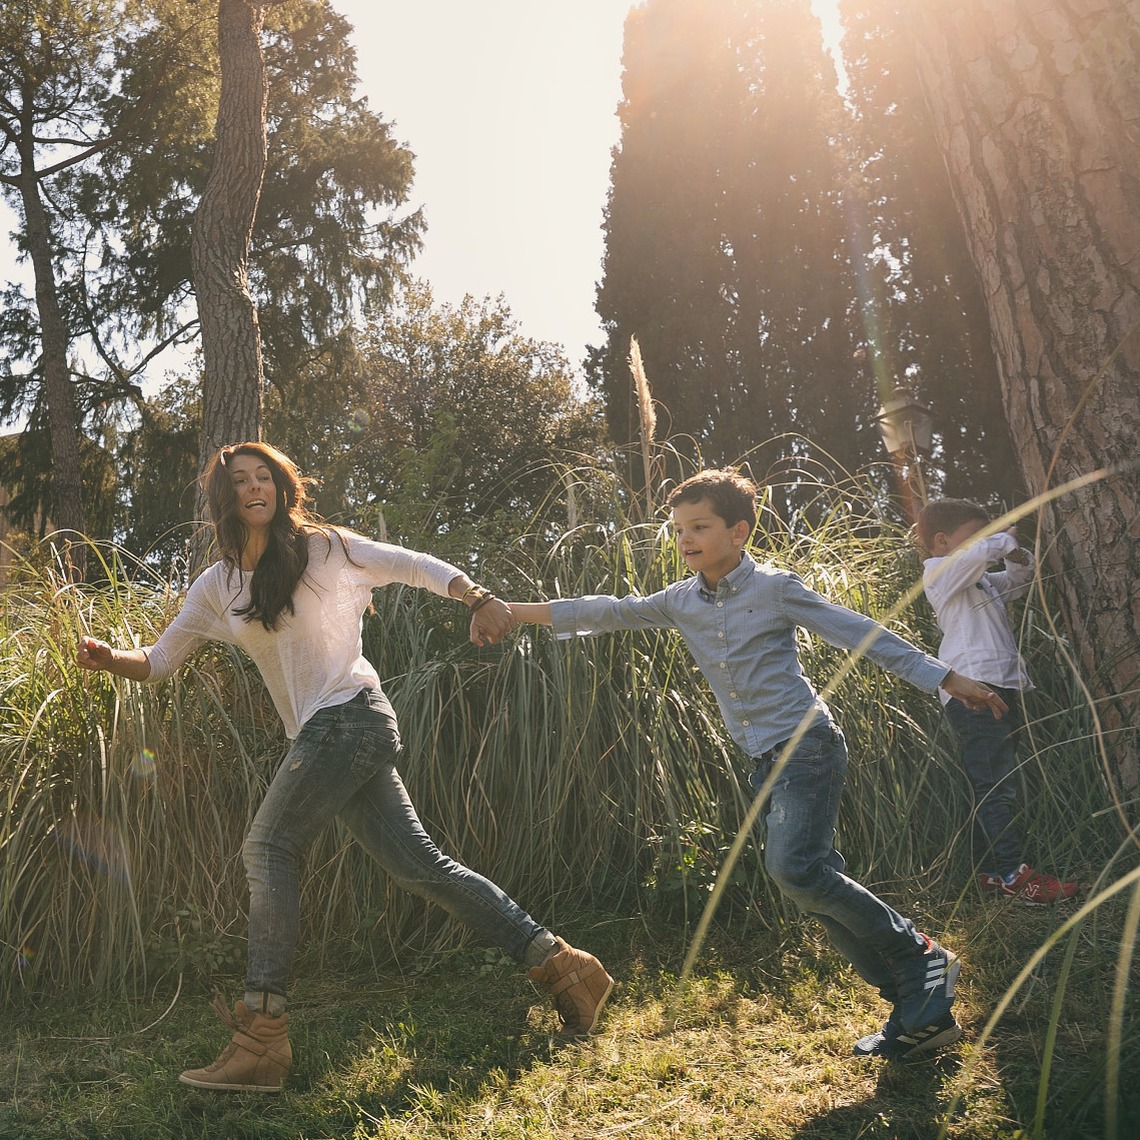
[{"x1": 459, "y1": 583, "x2": 495, "y2": 610}]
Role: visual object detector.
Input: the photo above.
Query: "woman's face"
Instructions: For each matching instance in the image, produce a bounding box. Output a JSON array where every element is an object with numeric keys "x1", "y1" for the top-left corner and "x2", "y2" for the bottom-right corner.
[{"x1": 226, "y1": 453, "x2": 279, "y2": 534}]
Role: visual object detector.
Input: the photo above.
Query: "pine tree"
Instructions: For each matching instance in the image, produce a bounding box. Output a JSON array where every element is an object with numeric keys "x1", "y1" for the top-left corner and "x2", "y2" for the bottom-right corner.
[
  {"x1": 907, "y1": 0, "x2": 1140, "y2": 794},
  {"x1": 593, "y1": 0, "x2": 746, "y2": 464},
  {"x1": 1, "y1": 1, "x2": 421, "y2": 560},
  {"x1": 0, "y1": 0, "x2": 190, "y2": 575},
  {"x1": 595, "y1": 0, "x2": 1028, "y2": 516}
]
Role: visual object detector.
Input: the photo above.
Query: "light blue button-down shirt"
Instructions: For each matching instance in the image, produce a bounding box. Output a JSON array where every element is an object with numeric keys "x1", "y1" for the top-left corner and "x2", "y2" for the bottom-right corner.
[{"x1": 549, "y1": 552, "x2": 951, "y2": 757}]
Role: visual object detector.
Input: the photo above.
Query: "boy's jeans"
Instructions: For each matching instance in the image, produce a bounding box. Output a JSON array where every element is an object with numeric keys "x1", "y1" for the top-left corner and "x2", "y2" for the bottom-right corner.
[
  {"x1": 750, "y1": 721, "x2": 926, "y2": 997},
  {"x1": 944, "y1": 687, "x2": 1024, "y2": 876},
  {"x1": 243, "y1": 688, "x2": 544, "y2": 998}
]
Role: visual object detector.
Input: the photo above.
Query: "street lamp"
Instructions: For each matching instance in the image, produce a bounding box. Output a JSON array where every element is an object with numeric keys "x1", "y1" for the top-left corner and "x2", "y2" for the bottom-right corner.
[{"x1": 875, "y1": 387, "x2": 934, "y2": 521}]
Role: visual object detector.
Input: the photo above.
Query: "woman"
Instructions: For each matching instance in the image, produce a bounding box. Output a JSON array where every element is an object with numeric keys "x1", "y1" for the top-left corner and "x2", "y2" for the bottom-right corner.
[{"x1": 78, "y1": 442, "x2": 612, "y2": 1092}]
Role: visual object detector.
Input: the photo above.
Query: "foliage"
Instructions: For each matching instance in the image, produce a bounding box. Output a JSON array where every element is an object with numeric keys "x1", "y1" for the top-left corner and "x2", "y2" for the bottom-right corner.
[
  {"x1": 1, "y1": 463, "x2": 1123, "y2": 989},
  {"x1": 111, "y1": 377, "x2": 201, "y2": 566},
  {"x1": 594, "y1": 0, "x2": 1025, "y2": 513},
  {"x1": 0, "y1": 428, "x2": 118, "y2": 543},
  {"x1": 2, "y1": 909, "x2": 1138, "y2": 1138},
  {"x1": 0, "y1": 0, "x2": 139, "y2": 402},
  {"x1": 256, "y1": 1, "x2": 422, "y2": 359},
  {"x1": 75, "y1": 0, "x2": 422, "y2": 375},
  {"x1": 109, "y1": 283, "x2": 607, "y2": 572},
  {"x1": 267, "y1": 283, "x2": 606, "y2": 557},
  {"x1": 594, "y1": 0, "x2": 869, "y2": 499},
  {"x1": 0, "y1": 0, "x2": 185, "y2": 558},
  {"x1": 0, "y1": 0, "x2": 423, "y2": 548},
  {"x1": 0, "y1": 458, "x2": 1135, "y2": 1133}
]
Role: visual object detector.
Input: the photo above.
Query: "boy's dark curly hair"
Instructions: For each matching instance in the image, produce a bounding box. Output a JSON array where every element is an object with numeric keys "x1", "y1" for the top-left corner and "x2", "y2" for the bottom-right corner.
[
  {"x1": 667, "y1": 468, "x2": 759, "y2": 535},
  {"x1": 915, "y1": 498, "x2": 990, "y2": 555}
]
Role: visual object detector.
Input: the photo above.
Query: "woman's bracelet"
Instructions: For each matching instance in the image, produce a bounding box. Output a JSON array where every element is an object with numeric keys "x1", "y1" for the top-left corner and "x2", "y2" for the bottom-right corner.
[
  {"x1": 460, "y1": 583, "x2": 494, "y2": 608},
  {"x1": 469, "y1": 593, "x2": 497, "y2": 614}
]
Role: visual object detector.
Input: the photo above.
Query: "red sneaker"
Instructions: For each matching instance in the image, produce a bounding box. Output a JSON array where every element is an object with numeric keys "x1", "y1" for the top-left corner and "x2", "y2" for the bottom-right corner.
[{"x1": 978, "y1": 863, "x2": 1079, "y2": 905}]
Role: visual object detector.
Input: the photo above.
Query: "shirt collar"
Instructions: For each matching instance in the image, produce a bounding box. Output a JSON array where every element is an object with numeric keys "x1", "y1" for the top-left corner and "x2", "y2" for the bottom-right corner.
[{"x1": 697, "y1": 551, "x2": 755, "y2": 599}]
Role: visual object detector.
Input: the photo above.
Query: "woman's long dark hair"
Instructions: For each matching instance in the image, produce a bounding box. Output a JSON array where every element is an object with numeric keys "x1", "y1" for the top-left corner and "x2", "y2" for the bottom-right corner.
[{"x1": 202, "y1": 442, "x2": 349, "y2": 631}]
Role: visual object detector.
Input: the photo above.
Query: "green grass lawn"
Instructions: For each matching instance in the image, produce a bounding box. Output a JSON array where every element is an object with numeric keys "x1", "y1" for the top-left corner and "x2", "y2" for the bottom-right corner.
[{"x1": 3, "y1": 904, "x2": 1136, "y2": 1140}]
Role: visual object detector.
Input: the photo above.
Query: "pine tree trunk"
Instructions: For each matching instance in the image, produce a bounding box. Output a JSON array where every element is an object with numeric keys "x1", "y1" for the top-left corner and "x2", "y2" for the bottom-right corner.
[
  {"x1": 908, "y1": 1, "x2": 1140, "y2": 795},
  {"x1": 190, "y1": 0, "x2": 273, "y2": 561},
  {"x1": 18, "y1": 171, "x2": 87, "y2": 579}
]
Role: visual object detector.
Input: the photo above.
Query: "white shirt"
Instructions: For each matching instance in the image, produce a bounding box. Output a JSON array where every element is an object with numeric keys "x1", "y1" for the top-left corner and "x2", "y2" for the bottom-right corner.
[
  {"x1": 143, "y1": 531, "x2": 460, "y2": 737},
  {"x1": 923, "y1": 531, "x2": 1035, "y2": 703}
]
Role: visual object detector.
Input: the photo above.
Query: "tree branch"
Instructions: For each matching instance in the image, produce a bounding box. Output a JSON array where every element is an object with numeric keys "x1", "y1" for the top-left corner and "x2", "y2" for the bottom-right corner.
[{"x1": 37, "y1": 25, "x2": 204, "y2": 180}]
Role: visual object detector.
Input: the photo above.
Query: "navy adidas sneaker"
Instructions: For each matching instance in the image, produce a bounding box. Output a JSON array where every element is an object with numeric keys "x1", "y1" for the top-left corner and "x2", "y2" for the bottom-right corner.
[
  {"x1": 853, "y1": 1010, "x2": 963, "y2": 1059},
  {"x1": 891, "y1": 936, "x2": 960, "y2": 1032}
]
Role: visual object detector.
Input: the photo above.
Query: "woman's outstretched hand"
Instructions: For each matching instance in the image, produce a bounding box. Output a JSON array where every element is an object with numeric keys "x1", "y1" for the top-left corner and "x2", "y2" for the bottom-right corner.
[
  {"x1": 77, "y1": 636, "x2": 114, "y2": 671},
  {"x1": 77, "y1": 636, "x2": 151, "y2": 680},
  {"x1": 469, "y1": 598, "x2": 516, "y2": 646}
]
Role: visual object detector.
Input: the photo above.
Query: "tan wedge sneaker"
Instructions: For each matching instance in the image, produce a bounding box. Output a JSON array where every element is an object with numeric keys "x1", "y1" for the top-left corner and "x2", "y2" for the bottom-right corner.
[
  {"x1": 527, "y1": 937, "x2": 614, "y2": 1040},
  {"x1": 179, "y1": 995, "x2": 292, "y2": 1092}
]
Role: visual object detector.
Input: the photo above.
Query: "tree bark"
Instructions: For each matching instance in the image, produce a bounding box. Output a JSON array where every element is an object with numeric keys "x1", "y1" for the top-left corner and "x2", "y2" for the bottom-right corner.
[
  {"x1": 908, "y1": 1, "x2": 1140, "y2": 796},
  {"x1": 18, "y1": 169, "x2": 87, "y2": 579},
  {"x1": 190, "y1": 0, "x2": 276, "y2": 559}
]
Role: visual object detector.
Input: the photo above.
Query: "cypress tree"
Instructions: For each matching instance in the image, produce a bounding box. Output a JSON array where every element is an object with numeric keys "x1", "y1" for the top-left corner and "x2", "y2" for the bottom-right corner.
[{"x1": 595, "y1": 0, "x2": 868, "y2": 507}]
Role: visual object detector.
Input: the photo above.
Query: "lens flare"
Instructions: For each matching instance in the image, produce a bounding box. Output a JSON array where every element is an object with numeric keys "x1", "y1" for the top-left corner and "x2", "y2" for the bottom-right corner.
[
  {"x1": 54, "y1": 814, "x2": 130, "y2": 883},
  {"x1": 132, "y1": 747, "x2": 157, "y2": 780}
]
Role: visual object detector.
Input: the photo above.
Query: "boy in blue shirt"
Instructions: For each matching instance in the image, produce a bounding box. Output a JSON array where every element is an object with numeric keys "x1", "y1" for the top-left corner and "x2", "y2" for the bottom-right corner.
[
  {"x1": 507, "y1": 469, "x2": 1008, "y2": 1059},
  {"x1": 917, "y1": 498, "x2": 1078, "y2": 905}
]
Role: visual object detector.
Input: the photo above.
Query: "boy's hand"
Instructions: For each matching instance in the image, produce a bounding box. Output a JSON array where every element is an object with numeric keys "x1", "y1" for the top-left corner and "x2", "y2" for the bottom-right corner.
[
  {"x1": 1004, "y1": 526, "x2": 1030, "y2": 564},
  {"x1": 941, "y1": 670, "x2": 1008, "y2": 718},
  {"x1": 469, "y1": 597, "x2": 515, "y2": 646}
]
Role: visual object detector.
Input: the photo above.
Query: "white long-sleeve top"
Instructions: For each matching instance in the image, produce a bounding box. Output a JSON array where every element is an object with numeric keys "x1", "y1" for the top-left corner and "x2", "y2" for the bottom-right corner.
[
  {"x1": 923, "y1": 531, "x2": 1036, "y2": 703},
  {"x1": 142, "y1": 531, "x2": 461, "y2": 738}
]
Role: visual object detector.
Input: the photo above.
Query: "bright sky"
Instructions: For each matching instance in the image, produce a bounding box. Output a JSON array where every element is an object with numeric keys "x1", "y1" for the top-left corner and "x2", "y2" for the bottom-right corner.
[
  {"x1": 0, "y1": 0, "x2": 842, "y2": 381},
  {"x1": 342, "y1": 0, "x2": 632, "y2": 365}
]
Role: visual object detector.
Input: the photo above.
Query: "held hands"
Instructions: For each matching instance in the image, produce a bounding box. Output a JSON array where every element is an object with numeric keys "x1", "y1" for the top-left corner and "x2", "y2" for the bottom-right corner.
[
  {"x1": 469, "y1": 597, "x2": 516, "y2": 647},
  {"x1": 942, "y1": 670, "x2": 1008, "y2": 718}
]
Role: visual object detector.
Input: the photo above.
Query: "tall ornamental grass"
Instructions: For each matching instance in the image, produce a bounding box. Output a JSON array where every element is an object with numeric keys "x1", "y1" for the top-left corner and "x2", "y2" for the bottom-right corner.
[{"x1": 1, "y1": 465, "x2": 1133, "y2": 1122}]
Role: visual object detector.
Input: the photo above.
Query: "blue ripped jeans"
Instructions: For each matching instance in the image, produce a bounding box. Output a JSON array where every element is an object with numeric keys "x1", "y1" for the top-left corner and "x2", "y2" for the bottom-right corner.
[
  {"x1": 750, "y1": 721, "x2": 926, "y2": 998},
  {"x1": 243, "y1": 688, "x2": 544, "y2": 998}
]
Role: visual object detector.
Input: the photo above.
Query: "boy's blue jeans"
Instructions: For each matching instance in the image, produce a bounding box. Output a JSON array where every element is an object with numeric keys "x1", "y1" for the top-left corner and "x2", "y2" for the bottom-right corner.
[
  {"x1": 944, "y1": 687, "x2": 1024, "y2": 876},
  {"x1": 242, "y1": 688, "x2": 544, "y2": 998},
  {"x1": 750, "y1": 721, "x2": 926, "y2": 997}
]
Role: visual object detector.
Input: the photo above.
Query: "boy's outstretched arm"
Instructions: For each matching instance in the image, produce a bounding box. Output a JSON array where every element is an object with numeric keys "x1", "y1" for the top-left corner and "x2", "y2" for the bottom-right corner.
[
  {"x1": 468, "y1": 601, "x2": 552, "y2": 644},
  {"x1": 507, "y1": 602, "x2": 553, "y2": 626},
  {"x1": 941, "y1": 669, "x2": 1008, "y2": 718}
]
